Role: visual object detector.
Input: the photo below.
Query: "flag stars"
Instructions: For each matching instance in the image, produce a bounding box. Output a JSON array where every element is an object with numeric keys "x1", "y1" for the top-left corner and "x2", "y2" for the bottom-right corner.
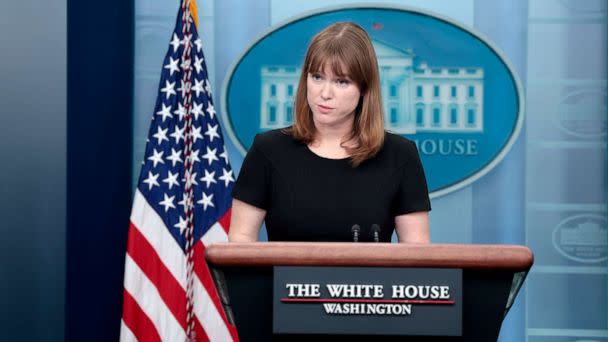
[
  {"x1": 197, "y1": 192, "x2": 215, "y2": 211},
  {"x1": 204, "y1": 80, "x2": 213, "y2": 96},
  {"x1": 147, "y1": 148, "x2": 165, "y2": 167},
  {"x1": 170, "y1": 125, "x2": 185, "y2": 144},
  {"x1": 174, "y1": 103, "x2": 187, "y2": 121},
  {"x1": 191, "y1": 125, "x2": 203, "y2": 143},
  {"x1": 183, "y1": 171, "x2": 199, "y2": 187},
  {"x1": 206, "y1": 103, "x2": 216, "y2": 119},
  {"x1": 170, "y1": 33, "x2": 181, "y2": 53},
  {"x1": 156, "y1": 103, "x2": 173, "y2": 122},
  {"x1": 219, "y1": 149, "x2": 229, "y2": 164},
  {"x1": 204, "y1": 124, "x2": 220, "y2": 142},
  {"x1": 200, "y1": 170, "x2": 217, "y2": 188},
  {"x1": 166, "y1": 148, "x2": 183, "y2": 167},
  {"x1": 160, "y1": 80, "x2": 176, "y2": 99},
  {"x1": 139, "y1": 24, "x2": 234, "y2": 248},
  {"x1": 164, "y1": 57, "x2": 180, "y2": 76},
  {"x1": 177, "y1": 80, "x2": 190, "y2": 99},
  {"x1": 219, "y1": 168, "x2": 235, "y2": 187},
  {"x1": 180, "y1": 57, "x2": 191, "y2": 72},
  {"x1": 142, "y1": 171, "x2": 160, "y2": 190},
  {"x1": 174, "y1": 216, "x2": 188, "y2": 235},
  {"x1": 192, "y1": 79, "x2": 205, "y2": 97},
  {"x1": 152, "y1": 126, "x2": 169, "y2": 145},
  {"x1": 191, "y1": 101, "x2": 204, "y2": 120},
  {"x1": 202, "y1": 147, "x2": 219, "y2": 165},
  {"x1": 159, "y1": 193, "x2": 176, "y2": 212},
  {"x1": 163, "y1": 170, "x2": 180, "y2": 190},
  {"x1": 181, "y1": 33, "x2": 192, "y2": 49},
  {"x1": 193, "y1": 55, "x2": 203, "y2": 74},
  {"x1": 194, "y1": 38, "x2": 203, "y2": 52},
  {"x1": 189, "y1": 149, "x2": 201, "y2": 165},
  {"x1": 178, "y1": 193, "x2": 193, "y2": 211}
]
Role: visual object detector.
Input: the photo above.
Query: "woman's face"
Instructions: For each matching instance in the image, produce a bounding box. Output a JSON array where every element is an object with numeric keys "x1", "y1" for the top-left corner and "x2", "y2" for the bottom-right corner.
[{"x1": 306, "y1": 63, "x2": 361, "y2": 130}]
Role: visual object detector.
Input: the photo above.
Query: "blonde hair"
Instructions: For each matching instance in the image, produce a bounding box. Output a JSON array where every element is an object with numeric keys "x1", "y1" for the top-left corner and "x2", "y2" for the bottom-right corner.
[{"x1": 287, "y1": 22, "x2": 385, "y2": 167}]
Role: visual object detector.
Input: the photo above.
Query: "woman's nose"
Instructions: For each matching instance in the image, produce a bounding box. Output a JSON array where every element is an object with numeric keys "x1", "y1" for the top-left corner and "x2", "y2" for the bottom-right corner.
[{"x1": 320, "y1": 81, "x2": 333, "y2": 99}]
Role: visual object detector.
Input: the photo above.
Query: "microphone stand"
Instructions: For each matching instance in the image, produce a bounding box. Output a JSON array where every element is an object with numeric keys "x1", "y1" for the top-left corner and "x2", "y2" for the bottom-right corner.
[
  {"x1": 371, "y1": 224, "x2": 380, "y2": 243},
  {"x1": 351, "y1": 224, "x2": 361, "y2": 242}
]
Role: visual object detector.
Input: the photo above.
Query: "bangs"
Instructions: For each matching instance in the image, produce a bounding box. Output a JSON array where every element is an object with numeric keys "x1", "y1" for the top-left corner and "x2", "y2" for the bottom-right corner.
[
  {"x1": 307, "y1": 43, "x2": 357, "y2": 80},
  {"x1": 308, "y1": 52, "x2": 352, "y2": 78}
]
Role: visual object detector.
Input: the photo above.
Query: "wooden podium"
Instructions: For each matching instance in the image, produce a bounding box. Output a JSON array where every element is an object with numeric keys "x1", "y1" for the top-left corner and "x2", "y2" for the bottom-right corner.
[{"x1": 206, "y1": 243, "x2": 533, "y2": 341}]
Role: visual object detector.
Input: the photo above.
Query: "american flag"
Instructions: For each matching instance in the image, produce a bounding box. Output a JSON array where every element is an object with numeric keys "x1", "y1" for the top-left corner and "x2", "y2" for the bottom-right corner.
[{"x1": 120, "y1": 1, "x2": 238, "y2": 341}]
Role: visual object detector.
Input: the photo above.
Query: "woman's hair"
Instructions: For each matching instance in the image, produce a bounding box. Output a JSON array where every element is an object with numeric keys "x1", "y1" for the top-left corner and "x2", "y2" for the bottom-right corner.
[{"x1": 288, "y1": 22, "x2": 385, "y2": 167}]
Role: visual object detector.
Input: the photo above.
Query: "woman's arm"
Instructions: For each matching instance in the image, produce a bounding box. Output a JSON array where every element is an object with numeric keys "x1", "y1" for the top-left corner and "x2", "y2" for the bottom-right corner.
[
  {"x1": 395, "y1": 211, "x2": 430, "y2": 243},
  {"x1": 228, "y1": 199, "x2": 266, "y2": 242}
]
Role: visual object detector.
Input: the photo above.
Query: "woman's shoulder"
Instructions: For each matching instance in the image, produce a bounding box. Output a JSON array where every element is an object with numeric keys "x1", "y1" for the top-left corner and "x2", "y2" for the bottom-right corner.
[
  {"x1": 250, "y1": 128, "x2": 299, "y2": 159},
  {"x1": 382, "y1": 131, "x2": 418, "y2": 157},
  {"x1": 253, "y1": 128, "x2": 292, "y2": 146}
]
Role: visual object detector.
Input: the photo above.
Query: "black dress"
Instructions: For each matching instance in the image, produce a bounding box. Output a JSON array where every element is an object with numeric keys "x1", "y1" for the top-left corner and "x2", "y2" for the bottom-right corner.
[{"x1": 232, "y1": 129, "x2": 431, "y2": 242}]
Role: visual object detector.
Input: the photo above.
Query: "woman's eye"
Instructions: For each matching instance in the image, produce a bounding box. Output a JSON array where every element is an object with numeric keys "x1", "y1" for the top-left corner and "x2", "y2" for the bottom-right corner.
[
  {"x1": 337, "y1": 79, "x2": 350, "y2": 86},
  {"x1": 310, "y1": 73, "x2": 322, "y2": 81}
]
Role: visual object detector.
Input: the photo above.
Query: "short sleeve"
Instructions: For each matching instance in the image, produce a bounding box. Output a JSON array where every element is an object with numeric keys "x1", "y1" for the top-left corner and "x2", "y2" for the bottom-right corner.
[
  {"x1": 231, "y1": 135, "x2": 271, "y2": 210},
  {"x1": 392, "y1": 141, "x2": 432, "y2": 215}
]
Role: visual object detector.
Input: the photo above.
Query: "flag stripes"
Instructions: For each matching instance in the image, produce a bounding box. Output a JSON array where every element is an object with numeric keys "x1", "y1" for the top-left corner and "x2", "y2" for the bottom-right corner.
[
  {"x1": 124, "y1": 255, "x2": 187, "y2": 340},
  {"x1": 124, "y1": 190, "x2": 235, "y2": 341}
]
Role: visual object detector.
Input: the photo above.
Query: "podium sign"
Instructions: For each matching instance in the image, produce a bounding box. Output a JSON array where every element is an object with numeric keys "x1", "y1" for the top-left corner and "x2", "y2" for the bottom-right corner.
[{"x1": 273, "y1": 266, "x2": 462, "y2": 336}]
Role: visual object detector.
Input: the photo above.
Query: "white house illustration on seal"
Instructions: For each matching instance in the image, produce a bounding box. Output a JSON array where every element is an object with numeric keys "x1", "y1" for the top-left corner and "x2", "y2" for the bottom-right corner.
[
  {"x1": 260, "y1": 40, "x2": 484, "y2": 133},
  {"x1": 560, "y1": 221, "x2": 608, "y2": 247}
]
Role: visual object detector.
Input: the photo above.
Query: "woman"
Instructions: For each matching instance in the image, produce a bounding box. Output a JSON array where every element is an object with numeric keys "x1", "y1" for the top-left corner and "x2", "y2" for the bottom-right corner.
[{"x1": 229, "y1": 22, "x2": 431, "y2": 243}]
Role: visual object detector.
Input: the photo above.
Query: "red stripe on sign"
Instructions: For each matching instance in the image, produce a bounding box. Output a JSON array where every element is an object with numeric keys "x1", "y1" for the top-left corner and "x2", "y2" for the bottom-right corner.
[
  {"x1": 122, "y1": 289, "x2": 162, "y2": 342},
  {"x1": 218, "y1": 208, "x2": 231, "y2": 234},
  {"x1": 127, "y1": 222, "x2": 187, "y2": 330},
  {"x1": 194, "y1": 240, "x2": 240, "y2": 341},
  {"x1": 281, "y1": 298, "x2": 455, "y2": 304}
]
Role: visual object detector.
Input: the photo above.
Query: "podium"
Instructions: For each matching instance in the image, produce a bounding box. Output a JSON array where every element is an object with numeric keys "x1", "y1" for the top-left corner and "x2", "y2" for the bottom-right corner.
[{"x1": 206, "y1": 243, "x2": 533, "y2": 341}]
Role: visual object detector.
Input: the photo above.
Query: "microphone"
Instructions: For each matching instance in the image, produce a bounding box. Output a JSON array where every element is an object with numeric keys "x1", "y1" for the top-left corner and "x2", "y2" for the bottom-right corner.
[
  {"x1": 371, "y1": 224, "x2": 381, "y2": 243},
  {"x1": 351, "y1": 224, "x2": 361, "y2": 242}
]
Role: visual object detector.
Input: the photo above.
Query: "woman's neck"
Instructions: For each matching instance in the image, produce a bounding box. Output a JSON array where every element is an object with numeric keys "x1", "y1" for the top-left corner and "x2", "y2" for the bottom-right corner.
[
  {"x1": 309, "y1": 119, "x2": 356, "y2": 159},
  {"x1": 313, "y1": 115, "x2": 354, "y2": 142}
]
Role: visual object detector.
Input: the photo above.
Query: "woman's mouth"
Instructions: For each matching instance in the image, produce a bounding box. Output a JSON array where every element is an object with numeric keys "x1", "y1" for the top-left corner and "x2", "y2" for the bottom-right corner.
[{"x1": 317, "y1": 104, "x2": 333, "y2": 114}]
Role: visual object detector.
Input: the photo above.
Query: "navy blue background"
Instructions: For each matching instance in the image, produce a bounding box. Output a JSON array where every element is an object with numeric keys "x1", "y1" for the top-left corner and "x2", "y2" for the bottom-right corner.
[{"x1": 65, "y1": 0, "x2": 133, "y2": 340}]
